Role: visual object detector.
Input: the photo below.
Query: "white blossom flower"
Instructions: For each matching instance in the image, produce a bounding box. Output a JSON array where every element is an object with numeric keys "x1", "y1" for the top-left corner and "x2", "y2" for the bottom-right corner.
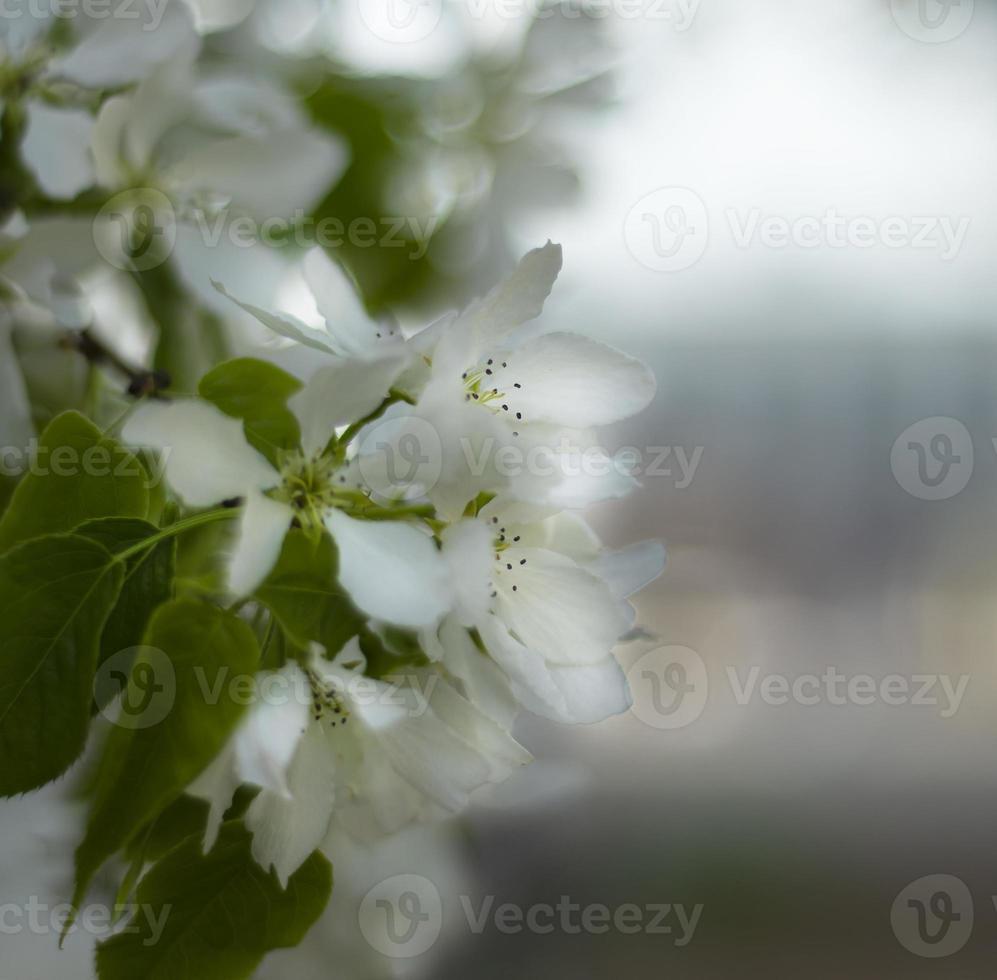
[
  {"x1": 90, "y1": 48, "x2": 347, "y2": 224},
  {"x1": 3, "y1": 1, "x2": 199, "y2": 199},
  {"x1": 189, "y1": 642, "x2": 531, "y2": 886},
  {"x1": 429, "y1": 499, "x2": 666, "y2": 724},
  {"x1": 218, "y1": 242, "x2": 656, "y2": 518},
  {"x1": 120, "y1": 363, "x2": 454, "y2": 629}
]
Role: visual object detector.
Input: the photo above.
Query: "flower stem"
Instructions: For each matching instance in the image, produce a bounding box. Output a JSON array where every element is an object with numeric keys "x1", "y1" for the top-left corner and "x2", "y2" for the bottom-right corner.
[{"x1": 338, "y1": 387, "x2": 416, "y2": 450}]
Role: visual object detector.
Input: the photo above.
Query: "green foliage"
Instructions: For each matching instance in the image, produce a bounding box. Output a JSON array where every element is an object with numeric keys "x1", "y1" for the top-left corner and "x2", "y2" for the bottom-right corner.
[
  {"x1": 97, "y1": 822, "x2": 332, "y2": 980},
  {"x1": 254, "y1": 530, "x2": 364, "y2": 659},
  {"x1": 136, "y1": 260, "x2": 230, "y2": 395},
  {"x1": 305, "y1": 76, "x2": 435, "y2": 308},
  {"x1": 360, "y1": 625, "x2": 431, "y2": 680},
  {"x1": 73, "y1": 600, "x2": 260, "y2": 912},
  {"x1": 0, "y1": 534, "x2": 124, "y2": 796},
  {"x1": 76, "y1": 518, "x2": 176, "y2": 688},
  {"x1": 198, "y1": 358, "x2": 303, "y2": 465},
  {"x1": 0, "y1": 411, "x2": 149, "y2": 553},
  {"x1": 126, "y1": 789, "x2": 256, "y2": 867}
]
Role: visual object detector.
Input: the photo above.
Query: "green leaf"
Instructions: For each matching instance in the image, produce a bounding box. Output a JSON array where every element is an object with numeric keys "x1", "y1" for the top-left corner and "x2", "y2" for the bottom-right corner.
[
  {"x1": 96, "y1": 822, "x2": 332, "y2": 980},
  {"x1": 73, "y1": 600, "x2": 259, "y2": 912},
  {"x1": 0, "y1": 534, "x2": 124, "y2": 796},
  {"x1": 0, "y1": 411, "x2": 150, "y2": 553},
  {"x1": 254, "y1": 530, "x2": 364, "y2": 659},
  {"x1": 199, "y1": 358, "x2": 302, "y2": 466},
  {"x1": 137, "y1": 260, "x2": 230, "y2": 395},
  {"x1": 359, "y1": 625, "x2": 431, "y2": 680},
  {"x1": 126, "y1": 789, "x2": 256, "y2": 868},
  {"x1": 76, "y1": 518, "x2": 176, "y2": 692}
]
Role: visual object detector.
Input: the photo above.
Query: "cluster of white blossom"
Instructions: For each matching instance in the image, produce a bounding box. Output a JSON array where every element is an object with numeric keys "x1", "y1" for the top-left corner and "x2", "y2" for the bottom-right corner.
[
  {"x1": 0, "y1": 0, "x2": 653, "y2": 898},
  {"x1": 122, "y1": 241, "x2": 663, "y2": 884}
]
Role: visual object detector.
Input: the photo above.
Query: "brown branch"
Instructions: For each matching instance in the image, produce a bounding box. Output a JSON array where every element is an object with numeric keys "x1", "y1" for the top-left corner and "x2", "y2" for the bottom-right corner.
[{"x1": 65, "y1": 328, "x2": 171, "y2": 398}]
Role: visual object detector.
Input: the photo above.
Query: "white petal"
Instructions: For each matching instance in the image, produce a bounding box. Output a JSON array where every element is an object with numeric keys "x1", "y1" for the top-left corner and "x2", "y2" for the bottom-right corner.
[
  {"x1": 436, "y1": 615, "x2": 518, "y2": 728},
  {"x1": 510, "y1": 432, "x2": 639, "y2": 509},
  {"x1": 289, "y1": 350, "x2": 409, "y2": 455},
  {"x1": 186, "y1": 744, "x2": 238, "y2": 852},
  {"x1": 427, "y1": 242, "x2": 562, "y2": 378},
  {"x1": 212, "y1": 278, "x2": 336, "y2": 355},
  {"x1": 466, "y1": 241, "x2": 562, "y2": 340},
  {"x1": 480, "y1": 506, "x2": 600, "y2": 561},
  {"x1": 324, "y1": 510, "x2": 450, "y2": 628},
  {"x1": 494, "y1": 548, "x2": 631, "y2": 665},
  {"x1": 302, "y1": 247, "x2": 384, "y2": 354},
  {"x1": 90, "y1": 95, "x2": 133, "y2": 188},
  {"x1": 423, "y1": 674, "x2": 532, "y2": 780},
  {"x1": 182, "y1": 0, "x2": 256, "y2": 32},
  {"x1": 123, "y1": 44, "x2": 200, "y2": 172},
  {"x1": 122, "y1": 400, "x2": 278, "y2": 506},
  {"x1": 233, "y1": 666, "x2": 311, "y2": 796},
  {"x1": 372, "y1": 688, "x2": 495, "y2": 812},
  {"x1": 440, "y1": 520, "x2": 494, "y2": 627},
  {"x1": 21, "y1": 104, "x2": 95, "y2": 200},
  {"x1": 479, "y1": 617, "x2": 630, "y2": 724},
  {"x1": 167, "y1": 129, "x2": 348, "y2": 218},
  {"x1": 246, "y1": 722, "x2": 337, "y2": 887},
  {"x1": 490, "y1": 332, "x2": 655, "y2": 429},
  {"x1": 587, "y1": 540, "x2": 667, "y2": 600},
  {"x1": 227, "y1": 491, "x2": 293, "y2": 597},
  {"x1": 415, "y1": 377, "x2": 511, "y2": 521},
  {"x1": 52, "y1": 4, "x2": 198, "y2": 88},
  {"x1": 336, "y1": 741, "x2": 427, "y2": 839},
  {"x1": 544, "y1": 659, "x2": 632, "y2": 723}
]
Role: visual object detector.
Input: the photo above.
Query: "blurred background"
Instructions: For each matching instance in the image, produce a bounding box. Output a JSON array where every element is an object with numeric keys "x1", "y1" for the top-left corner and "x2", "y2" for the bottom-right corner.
[{"x1": 4, "y1": 0, "x2": 997, "y2": 976}]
